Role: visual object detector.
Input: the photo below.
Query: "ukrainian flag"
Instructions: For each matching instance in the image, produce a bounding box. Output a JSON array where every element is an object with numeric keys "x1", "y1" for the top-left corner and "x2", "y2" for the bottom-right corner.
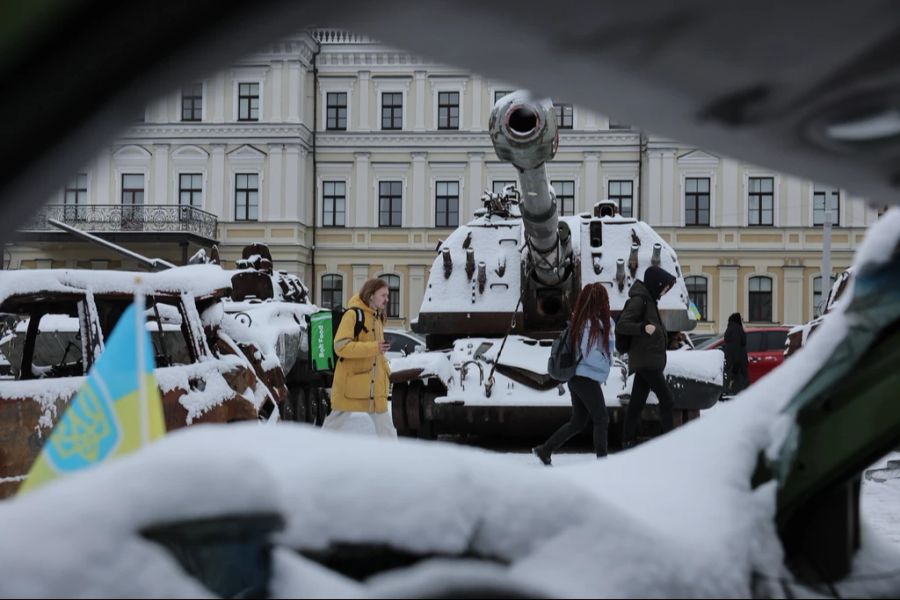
[
  {"x1": 19, "y1": 298, "x2": 165, "y2": 493},
  {"x1": 688, "y1": 301, "x2": 703, "y2": 321}
]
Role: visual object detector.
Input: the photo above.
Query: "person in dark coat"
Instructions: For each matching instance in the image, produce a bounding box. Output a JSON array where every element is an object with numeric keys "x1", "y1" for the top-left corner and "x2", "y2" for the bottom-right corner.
[
  {"x1": 723, "y1": 312, "x2": 749, "y2": 394},
  {"x1": 615, "y1": 265, "x2": 677, "y2": 449}
]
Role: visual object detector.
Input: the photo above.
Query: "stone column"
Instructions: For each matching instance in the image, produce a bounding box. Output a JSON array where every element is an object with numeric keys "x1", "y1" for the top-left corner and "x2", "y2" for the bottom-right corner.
[
  {"x1": 285, "y1": 144, "x2": 301, "y2": 221},
  {"x1": 720, "y1": 158, "x2": 739, "y2": 227},
  {"x1": 269, "y1": 144, "x2": 284, "y2": 220},
  {"x1": 358, "y1": 71, "x2": 371, "y2": 131},
  {"x1": 470, "y1": 75, "x2": 482, "y2": 130},
  {"x1": 584, "y1": 152, "x2": 599, "y2": 214},
  {"x1": 647, "y1": 150, "x2": 663, "y2": 225},
  {"x1": 95, "y1": 148, "x2": 111, "y2": 205},
  {"x1": 213, "y1": 71, "x2": 225, "y2": 123},
  {"x1": 288, "y1": 61, "x2": 301, "y2": 123},
  {"x1": 467, "y1": 152, "x2": 484, "y2": 221},
  {"x1": 270, "y1": 60, "x2": 283, "y2": 122},
  {"x1": 408, "y1": 265, "x2": 426, "y2": 321},
  {"x1": 783, "y1": 264, "x2": 805, "y2": 324},
  {"x1": 411, "y1": 152, "x2": 428, "y2": 227},
  {"x1": 414, "y1": 71, "x2": 426, "y2": 131},
  {"x1": 718, "y1": 264, "x2": 739, "y2": 332},
  {"x1": 662, "y1": 150, "x2": 676, "y2": 226},
  {"x1": 211, "y1": 144, "x2": 226, "y2": 219},
  {"x1": 354, "y1": 152, "x2": 370, "y2": 227},
  {"x1": 153, "y1": 144, "x2": 169, "y2": 204},
  {"x1": 352, "y1": 264, "x2": 369, "y2": 294}
]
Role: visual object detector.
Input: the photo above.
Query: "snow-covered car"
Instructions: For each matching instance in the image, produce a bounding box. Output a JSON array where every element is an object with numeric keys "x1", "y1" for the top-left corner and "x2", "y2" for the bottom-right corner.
[
  {"x1": 384, "y1": 328, "x2": 425, "y2": 361},
  {"x1": 0, "y1": 267, "x2": 281, "y2": 498}
]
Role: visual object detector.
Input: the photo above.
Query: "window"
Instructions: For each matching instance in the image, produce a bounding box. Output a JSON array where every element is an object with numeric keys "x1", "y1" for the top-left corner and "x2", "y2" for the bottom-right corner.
[
  {"x1": 64, "y1": 174, "x2": 87, "y2": 220},
  {"x1": 551, "y1": 180, "x2": 575, "y2": 216},
  {"x1": 178, "y1": 173, "x2": 203, "y2": 208},
  {"x1": 121, "y1": 173, "x2": 144, "y2": 205},
  {"x1": 121, "y1": 173, "x2": 144, "y2": 229},
  {"x1": 435, "y1": 181, "x2": 459, "y2": 227},
  {"x1": 748, "y1": 177, "x2": 774, "y2": 225},
  {"x1": 181, "y1": 82, "x2": 202, "y2": 121},
  {"x1": 381, "y1": 92, "x2": 402, "y2": 130},
  {"x1": 326, "y1": 92, "x2": 347, "y2": 130},
  {"x1": 685, "y1": 177, "x2": 710, "y2": 226},
  {"x1": 438, "y1": 91, "x2": 459, "y2": 130},
  {"x1": 493, "y1": 90, "x2": 512, "y2": 104},
  {"x1": 554, "y1": 104, "x2": 573, "y2": 129},
  {"x1": 238, "y1": 83, "x2": 259, "y2": 121},
  {"x1": 813, "y1": 187, "x2": 840, "y2": 226},
  {"x1": 381, "y1": 274, "x2": 401, "y2": 318},
  {"x1": 608, "y1": 180, "x2": 633, "y2": 218},
  {"x1": 749, "y1": 276, "x2": 773, "y2": 322},
  {"x1": 685, "y1": 276, "x2": 708, "y2": 321},
  {"x1": 320, "y1": 274, "x2": 343, "y2": 309},
  {"x1": 379, "y1": 181, "x2": 402, "y2": 227},
  {"x1": 322, "y1": 181, "x2": 346, "y2": 227},
  {"x1": 235, "y1": 173, "x2": 259, "y2": 221},
  {"x1": 493, "y1": 180, "x2": 516, "y2": 195},
  {"x1": 813, "y1": 275, "x2": 836, "y2": 317}
]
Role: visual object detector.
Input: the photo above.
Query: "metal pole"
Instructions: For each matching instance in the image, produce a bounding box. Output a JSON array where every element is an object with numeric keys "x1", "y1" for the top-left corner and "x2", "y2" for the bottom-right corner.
[
  {"x1": 822, "y1": 209, "x2": 832, "y2": 315},
  {"x1": 48, "y1": 218, "x2": 176, "y2": 270}
]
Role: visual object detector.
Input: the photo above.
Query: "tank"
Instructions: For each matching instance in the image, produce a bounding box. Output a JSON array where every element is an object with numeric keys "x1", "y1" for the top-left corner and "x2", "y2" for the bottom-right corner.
[{"x1": 392, "y1": 91, "x2": 723, "y2": 442}]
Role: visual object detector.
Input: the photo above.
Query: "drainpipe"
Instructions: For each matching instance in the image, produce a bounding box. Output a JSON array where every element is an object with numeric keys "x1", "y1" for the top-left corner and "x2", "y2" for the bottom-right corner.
[
  {"x1": 310, "y1": 39, "x2": 321, "y2": 302},
  {"x1": 637, "y1": 131, "x2": 647, "y2": 221}
]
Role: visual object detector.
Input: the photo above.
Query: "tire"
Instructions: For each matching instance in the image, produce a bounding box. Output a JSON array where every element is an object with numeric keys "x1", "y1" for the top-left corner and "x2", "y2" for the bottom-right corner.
[
  {"x1": 418, "y1": 391, "x2": 436, "y2": 440},
  {"x1": 315, "y1": 388, "x2": 329, "y2": 427},
  {"x1": 283, "y1": 387, "x2": 304, "y2": 422},
  {"x1": 391, "y1": 383, "x2": 410, "y2": 435},
  {"x1": 306, "y1": 387, "x2": 318, "y2": 424}
]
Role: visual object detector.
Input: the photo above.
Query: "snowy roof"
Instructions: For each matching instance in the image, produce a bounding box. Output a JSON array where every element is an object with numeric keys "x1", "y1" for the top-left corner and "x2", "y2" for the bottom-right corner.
[{"x1": 0, "y1": 265, "x2": 232, "y2": 308}]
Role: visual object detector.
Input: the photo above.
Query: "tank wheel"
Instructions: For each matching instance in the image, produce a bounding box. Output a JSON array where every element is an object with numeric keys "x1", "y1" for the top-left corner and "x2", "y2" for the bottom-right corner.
[
  {"x1": 418, "y1": 390, "x2": 436, "y2": 440},
  {"x1": 392, "y1": 383, "x2": 411, "y2": 435},
  {"x1": 306, "y1": 387, "x2": 319, "y2": 424},
  {"x1": 315, "y1": 388, "x2": 330, "y2": 427},
  {"x1": 283, "y1": 387, "x2": 304, "y2": 422}
]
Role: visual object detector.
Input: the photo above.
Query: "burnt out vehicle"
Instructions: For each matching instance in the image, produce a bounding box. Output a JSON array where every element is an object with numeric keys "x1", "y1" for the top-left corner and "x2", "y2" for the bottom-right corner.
[{"x1": 0, "y1": 266, "x2": 279, "y2": 498}]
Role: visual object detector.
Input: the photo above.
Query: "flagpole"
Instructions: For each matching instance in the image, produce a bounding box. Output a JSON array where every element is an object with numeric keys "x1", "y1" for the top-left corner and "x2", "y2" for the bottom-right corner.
[{"x1": 135, "y1": 283, "x2": 149, "y2": 448}]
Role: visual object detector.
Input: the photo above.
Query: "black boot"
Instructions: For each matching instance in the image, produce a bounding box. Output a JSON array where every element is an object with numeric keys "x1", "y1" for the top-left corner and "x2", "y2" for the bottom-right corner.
[{"x1": 532, "y1": 445, "x2": 552, "y2": 466}]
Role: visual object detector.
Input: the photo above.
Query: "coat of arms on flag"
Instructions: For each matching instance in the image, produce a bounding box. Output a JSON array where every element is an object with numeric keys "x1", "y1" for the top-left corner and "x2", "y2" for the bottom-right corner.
[{"x1": 19, "y1": 296, "x2": 165, "y2": 493}]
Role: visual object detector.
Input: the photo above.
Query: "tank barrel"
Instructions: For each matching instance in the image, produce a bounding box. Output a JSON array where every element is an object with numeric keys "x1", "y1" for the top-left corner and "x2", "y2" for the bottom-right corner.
[
  {"x1": 489, "y1": 91, "x2": 567, "y2": 286},
  {"x1": 651, "y1": 243, "x2": 662, "y2": 267},
  {"x1": 48, "y1": 218, "x2": 176, "y2": 270}
]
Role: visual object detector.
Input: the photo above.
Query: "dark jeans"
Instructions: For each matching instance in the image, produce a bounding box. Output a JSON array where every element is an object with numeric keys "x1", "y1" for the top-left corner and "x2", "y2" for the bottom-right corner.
[
  {"x1": 728, "y1": 362, "x2": 749, "y2": 394},
  {"x1": 623, "y1": 368, "x2": 675, "y2": 444},
  {"x1": 541, "y1": 375, "x2": 609, "y2": 457}
]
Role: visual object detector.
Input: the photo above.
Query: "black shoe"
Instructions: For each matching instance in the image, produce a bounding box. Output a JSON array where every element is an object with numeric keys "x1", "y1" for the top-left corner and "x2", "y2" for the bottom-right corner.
[{"x1": 532, "y1": 446, "x2": 552, "y2": 466}]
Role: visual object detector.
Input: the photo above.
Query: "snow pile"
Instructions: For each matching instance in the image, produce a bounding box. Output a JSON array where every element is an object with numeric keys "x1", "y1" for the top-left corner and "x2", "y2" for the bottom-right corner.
[
  {"x1": 0, "y1": 265, "x2": 232, "y2": 308},
  {"x1": 155, "y1": 354, "x2": 259, "y2": 419},
  {"x1": 389, "y1": 351, "x2": 452, "y2": 382}
]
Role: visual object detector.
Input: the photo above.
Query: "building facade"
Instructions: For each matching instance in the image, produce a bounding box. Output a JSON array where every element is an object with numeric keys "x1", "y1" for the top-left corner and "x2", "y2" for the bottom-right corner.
[{"x1": 7, "y1": 30, "x2": 882, "y2": 333}]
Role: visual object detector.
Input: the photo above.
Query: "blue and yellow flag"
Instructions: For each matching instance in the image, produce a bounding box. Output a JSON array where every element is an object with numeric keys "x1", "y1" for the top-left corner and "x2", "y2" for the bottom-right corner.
[
  {"x1": 688, "y1": 301, "x2": 703, "y2": 321},
  {"x1": 20, "y1": 299, "x2": 165, "y2": 493}
]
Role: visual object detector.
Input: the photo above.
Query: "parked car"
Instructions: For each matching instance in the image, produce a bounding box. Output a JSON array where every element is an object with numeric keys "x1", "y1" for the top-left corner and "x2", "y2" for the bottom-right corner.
[
  {"x1": 688, "y1": 332, "x2": 717, "y2": 348},
  {"x1": 383, "y1": 328, "x2": 425, "y2": 361},
  {"x1": 700, "y1": 326, "x2": 791, "y2": 384}
]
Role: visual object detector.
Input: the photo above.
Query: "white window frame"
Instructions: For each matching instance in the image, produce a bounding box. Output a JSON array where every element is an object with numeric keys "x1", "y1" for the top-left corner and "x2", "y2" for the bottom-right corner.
[
  {"x1": 745, "y1": 272, "x2": 777, "y2": 324},
  {"x1": 320, "y1": 82, "x2": 354, "y2": 131},
  {"x1": 431, "y1": 79, "x2": 466, "y2": 131},
  {"x1": 181, "y1": 80, "x2": 207, "y2": 122},
  {"x1": 320, "y1": 179, "x2": 349, "y2": 228},
  {"x1": 743, "y1": 172, "x2": 779, "y2": 227},
  {"x1": 810, "y1": 183, "x2": 842, "y2": 227},
  {"x1": 374, "y1": 79, "x2": 410, "y2": 131},
  {"x1": 232, "y1": 69, "x2": 266, "y2": 122},
  {"x1": 377, "y1": 272, "x2": 403, "y2": 319},
  {"x1": 680, "y1": 171, "x2": 717, "y2": 227}
]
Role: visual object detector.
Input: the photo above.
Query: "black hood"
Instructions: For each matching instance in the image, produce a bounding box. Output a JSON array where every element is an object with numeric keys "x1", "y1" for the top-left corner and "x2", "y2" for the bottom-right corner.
[{"x1": 642, "y1": 266, "x2": 677, "y2": 301}]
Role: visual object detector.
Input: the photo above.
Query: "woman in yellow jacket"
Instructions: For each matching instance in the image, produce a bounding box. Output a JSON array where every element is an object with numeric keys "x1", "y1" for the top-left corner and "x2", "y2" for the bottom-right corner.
[{"x1": 322, "y1": 278, "x2": 397, "y2": 438}]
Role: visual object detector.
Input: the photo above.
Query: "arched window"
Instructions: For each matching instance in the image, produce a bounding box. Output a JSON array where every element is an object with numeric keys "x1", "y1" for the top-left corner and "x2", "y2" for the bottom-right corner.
[
  {"x1": 321, "y1": 274, "x2": 343, "y2": 309},
  {"x1": 685, "y1": 276, "x2": 708, "y2": 321},
  {"x1": 749, "y1": 276, "x2": 773, "y2": 322},
  {"x1": 379, "y1": 274, "x2": 401, "y2": 318}
]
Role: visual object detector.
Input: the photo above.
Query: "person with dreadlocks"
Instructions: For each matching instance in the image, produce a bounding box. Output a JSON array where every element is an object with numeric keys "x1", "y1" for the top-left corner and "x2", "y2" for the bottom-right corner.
[{"x1": 533, "y1": 282, "x2": 615, "y2": 464}]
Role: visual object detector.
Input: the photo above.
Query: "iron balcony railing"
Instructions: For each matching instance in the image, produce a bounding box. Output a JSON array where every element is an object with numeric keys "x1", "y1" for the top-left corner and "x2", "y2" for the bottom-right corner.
[{"x1": 20, "y1": 204, "x2": 218, "y2": 240}]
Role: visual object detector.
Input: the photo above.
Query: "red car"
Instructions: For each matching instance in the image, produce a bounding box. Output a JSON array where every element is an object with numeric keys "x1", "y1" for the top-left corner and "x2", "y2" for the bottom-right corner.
[{"x1": 697, "y1": 326, "x2": 790, "y2": 384}]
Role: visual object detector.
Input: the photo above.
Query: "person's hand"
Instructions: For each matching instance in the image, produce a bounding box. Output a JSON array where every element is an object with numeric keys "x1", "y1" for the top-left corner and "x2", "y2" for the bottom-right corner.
[
  {"x1": 378, "y1": 341, "x2": 391, "y2": 353},
  {"x1": 644, "y1": 324, "x2": 656, "y2": 336}
]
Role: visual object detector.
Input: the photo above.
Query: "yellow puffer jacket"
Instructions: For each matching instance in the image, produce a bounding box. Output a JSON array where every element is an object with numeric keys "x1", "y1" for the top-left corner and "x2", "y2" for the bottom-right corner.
[{"x1": 330, "y1": 294, "x2": 391, "y2": 413}]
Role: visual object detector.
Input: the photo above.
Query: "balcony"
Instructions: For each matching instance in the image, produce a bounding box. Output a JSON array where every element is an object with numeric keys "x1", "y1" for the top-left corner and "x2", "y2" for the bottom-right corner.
[{"x1": 16, "y1": 204, "x2": 219, "y2": 246}]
